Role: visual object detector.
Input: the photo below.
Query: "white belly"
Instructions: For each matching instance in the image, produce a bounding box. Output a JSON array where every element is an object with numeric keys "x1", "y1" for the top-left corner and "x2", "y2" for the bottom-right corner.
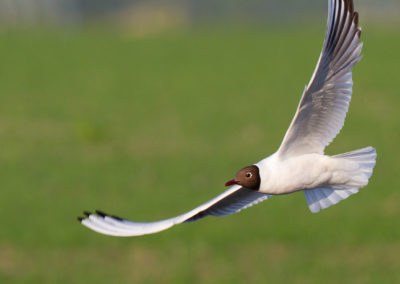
[{"x1": 255, "y1": 153, "x2": 353, "y2": 195}]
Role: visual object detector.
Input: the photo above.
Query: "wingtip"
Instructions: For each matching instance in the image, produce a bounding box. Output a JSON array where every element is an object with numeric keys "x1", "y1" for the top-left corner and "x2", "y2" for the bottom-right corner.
[
  {"x1": 95, "y1": 210, "x2": 107, "y2": 218},
  {"x1": 111, "y1": 215, "x2": 123, "y2": 221},
  {"x1": 347, "y1": 0, "x2": 354, "y2": 14},
  {"x1": 353, "y1": 11, "x2": 359, "y2": 27}
]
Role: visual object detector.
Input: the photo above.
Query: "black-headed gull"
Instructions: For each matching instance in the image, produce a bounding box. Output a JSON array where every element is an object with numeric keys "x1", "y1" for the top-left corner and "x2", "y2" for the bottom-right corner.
[{"x1": 78, "y1": 0, "x2": 376, "y2": 237}]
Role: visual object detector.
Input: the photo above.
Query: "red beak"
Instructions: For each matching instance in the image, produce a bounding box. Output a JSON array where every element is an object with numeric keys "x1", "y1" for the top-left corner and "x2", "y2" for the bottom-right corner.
[{"x1": 225, "y1": 179, "x2": 239, "y2": 186}]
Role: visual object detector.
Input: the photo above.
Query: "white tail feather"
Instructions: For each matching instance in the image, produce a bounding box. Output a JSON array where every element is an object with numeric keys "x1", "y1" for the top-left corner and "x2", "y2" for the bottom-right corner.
[
  {"x1": 305, "y1": 147, "x2": 376, "y2": 213},
  {"x1": 333, "y1": 146, "x2": 377, "y2": 178}
]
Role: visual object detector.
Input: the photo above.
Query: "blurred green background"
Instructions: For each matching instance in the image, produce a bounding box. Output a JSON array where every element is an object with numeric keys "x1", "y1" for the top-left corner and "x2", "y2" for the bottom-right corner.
[{"x1": 0, "y1": 0, "x2": 399, "y2": 283}]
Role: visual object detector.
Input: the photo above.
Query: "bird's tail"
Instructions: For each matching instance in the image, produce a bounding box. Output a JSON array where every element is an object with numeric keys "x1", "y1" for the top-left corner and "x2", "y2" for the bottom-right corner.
[
  {"x1": 333, "y1": 146, "x2": 377, "y2": 180},
  {"x1": 304, "y1": 146, "x2": 376, "y2": 213}
]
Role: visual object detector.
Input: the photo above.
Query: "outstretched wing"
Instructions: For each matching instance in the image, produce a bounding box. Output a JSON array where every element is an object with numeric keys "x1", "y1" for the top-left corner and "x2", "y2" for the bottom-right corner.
[
  {"x1": 278, "y1": 0, "x2": 362, "y2": 158},
  {"x1": 78, "y1": 185, "x2": 271, "y2": 237}
]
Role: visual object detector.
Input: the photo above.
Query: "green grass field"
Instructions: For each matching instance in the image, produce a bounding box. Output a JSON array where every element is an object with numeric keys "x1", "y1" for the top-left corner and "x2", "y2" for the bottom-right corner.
[{"x1": 0, "y1": 24, "x2": 399, "y2": 283}]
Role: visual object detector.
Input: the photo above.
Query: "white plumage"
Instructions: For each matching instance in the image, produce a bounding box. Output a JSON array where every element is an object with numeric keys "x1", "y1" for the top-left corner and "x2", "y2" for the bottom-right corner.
[{"x1": 79, "y1": 0, "x2": 376, "y2": 237}]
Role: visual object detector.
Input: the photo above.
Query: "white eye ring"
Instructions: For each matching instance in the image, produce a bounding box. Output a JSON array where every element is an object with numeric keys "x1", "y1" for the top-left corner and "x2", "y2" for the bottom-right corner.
[{"x1": 246, "y1": 172, "x2": 252, "y2": 178}]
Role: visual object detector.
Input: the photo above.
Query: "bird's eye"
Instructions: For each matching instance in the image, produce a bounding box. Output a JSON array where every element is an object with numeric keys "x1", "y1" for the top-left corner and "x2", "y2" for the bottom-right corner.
[{"x1": 246, "y1": 172, "x2": 252, "y2": 178}]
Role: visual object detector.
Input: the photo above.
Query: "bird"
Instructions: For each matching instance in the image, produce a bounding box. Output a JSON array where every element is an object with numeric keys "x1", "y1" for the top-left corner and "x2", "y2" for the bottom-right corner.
[{"x1": 78, "y1": 0, "x2": 376, "y2": 237}]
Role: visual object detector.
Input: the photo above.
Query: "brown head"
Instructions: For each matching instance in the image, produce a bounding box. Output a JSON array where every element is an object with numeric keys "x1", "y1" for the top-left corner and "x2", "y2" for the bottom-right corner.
[{"x1": 225, "y1": 165, "x2": 261, "y2": 190}]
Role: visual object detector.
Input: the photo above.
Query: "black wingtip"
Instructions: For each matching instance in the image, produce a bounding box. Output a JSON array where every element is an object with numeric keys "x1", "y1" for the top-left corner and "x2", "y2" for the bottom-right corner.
[
  {"x1": 77, "y1": 217, "x2": 84, "y2": 222},
  {"x1": 83, "y1": 211, "x2": 91, "y2": 217},
  {"x1": 349, "y1": 0, "x2": 354, "y2": 14},
  {"x1": 111, "y1": 215, "x2": 123, "y2": 221},
  {"x1": 95, "y1": 210, "x2": 107, "y2": 218},
  {"x1": 353, "y1": 11, "x2": 359, "y2": 27}
]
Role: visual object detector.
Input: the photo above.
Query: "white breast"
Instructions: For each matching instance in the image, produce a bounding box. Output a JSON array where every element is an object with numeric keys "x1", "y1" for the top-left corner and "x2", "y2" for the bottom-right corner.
[{"x1": 255, "y1": 153, "x2": 332, "y2": 195}]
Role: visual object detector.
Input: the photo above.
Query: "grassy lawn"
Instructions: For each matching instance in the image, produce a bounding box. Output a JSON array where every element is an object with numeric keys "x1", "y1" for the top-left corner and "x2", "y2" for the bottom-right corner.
[{"x1": 0, "y1": 24, "x2": 399, "y2": 283}]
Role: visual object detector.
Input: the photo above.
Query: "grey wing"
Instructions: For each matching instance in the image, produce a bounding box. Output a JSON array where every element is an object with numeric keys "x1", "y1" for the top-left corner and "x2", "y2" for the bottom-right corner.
[
  {"x1": 278, "y1": 0, "x2": 362, "y2": 158},
  {"x1": 79, "y1": 185, "x2": 271, "y2": 237}
]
